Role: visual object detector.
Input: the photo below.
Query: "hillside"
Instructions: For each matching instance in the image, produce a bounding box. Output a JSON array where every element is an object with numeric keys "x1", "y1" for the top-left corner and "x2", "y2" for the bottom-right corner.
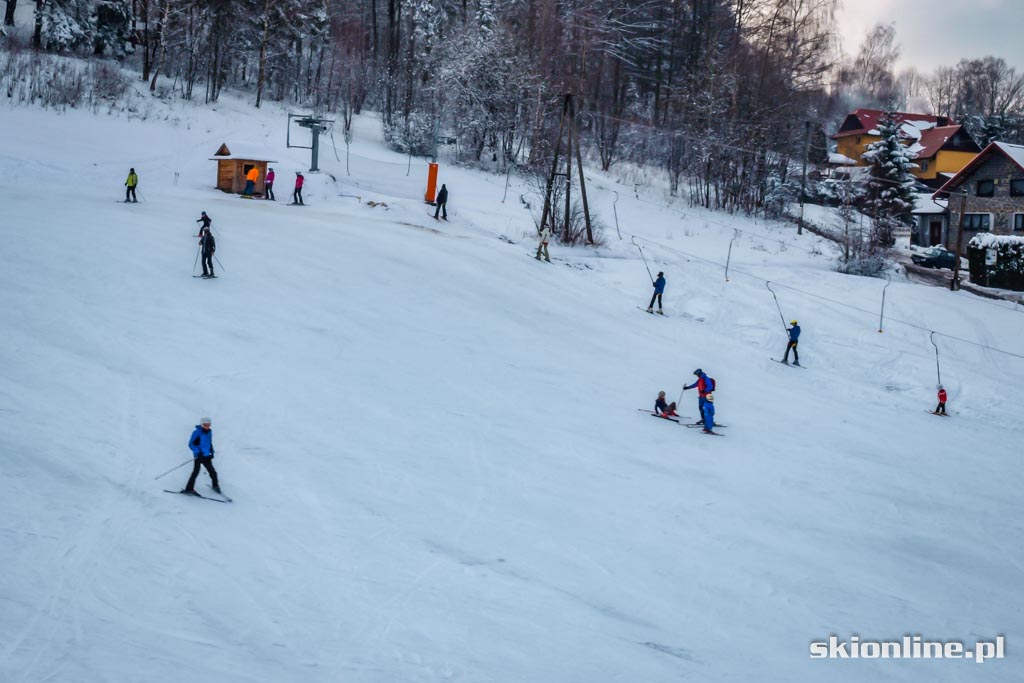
[{"x1": 1, "y1": 94, "x2": 1023, "y2": 683}]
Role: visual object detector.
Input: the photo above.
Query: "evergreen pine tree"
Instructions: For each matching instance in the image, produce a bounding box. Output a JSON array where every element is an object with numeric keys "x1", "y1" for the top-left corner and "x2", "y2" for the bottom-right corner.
[{"x1": 862, "y1": 111, "x2": 917, "y2": 247}]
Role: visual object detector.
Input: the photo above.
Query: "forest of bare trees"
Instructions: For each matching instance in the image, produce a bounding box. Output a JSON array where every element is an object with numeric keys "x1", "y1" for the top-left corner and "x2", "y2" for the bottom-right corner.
[{"x1": 4, "y1": 1, "x2": 1023, "y2": 219}]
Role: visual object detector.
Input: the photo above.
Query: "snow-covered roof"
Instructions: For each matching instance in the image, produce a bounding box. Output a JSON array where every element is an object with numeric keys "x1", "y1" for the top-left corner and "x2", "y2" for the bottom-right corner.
[
  {"x1": 912, "y1": 194, "x2": 947, "y2": 215},
  {"x1": 933, "y1": 140, "x2": 1024, "y2": 198},
  {"x1": 833, "y1": 109, "x2": 952, "y2": 139},
  {"x1": 209, "y1": 143, "x2": 278, "y2": 162},
  {"x1": 827, "y1": 152, "x2": 857, "y2": 166},
  {"x1": 993, "y1": 141, "x2": 1024, "y2": 171}
]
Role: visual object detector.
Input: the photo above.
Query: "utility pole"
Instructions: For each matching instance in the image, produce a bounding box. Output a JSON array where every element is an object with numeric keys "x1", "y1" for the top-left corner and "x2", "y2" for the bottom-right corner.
[
  {"x1": 950, "y1": 190, "x2": 967, "y2": 291},
  {"x1": 539, "y1": 93, "x2": 593, "y2": 244},
  {"x1": 798, "y1": 120, "x2": 810, "y2": 236}
]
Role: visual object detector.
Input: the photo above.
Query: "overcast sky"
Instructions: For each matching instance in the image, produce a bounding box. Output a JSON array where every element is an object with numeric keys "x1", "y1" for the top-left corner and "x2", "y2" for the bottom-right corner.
[{"x1": 836, "y1": 0, "x2": 1024, "y2": 73}]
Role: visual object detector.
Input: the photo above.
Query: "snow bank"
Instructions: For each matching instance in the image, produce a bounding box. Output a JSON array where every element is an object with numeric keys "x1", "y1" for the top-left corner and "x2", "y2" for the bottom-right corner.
[{"x1": 969, "y1": 232, "x2": 1024, "y2": 248}]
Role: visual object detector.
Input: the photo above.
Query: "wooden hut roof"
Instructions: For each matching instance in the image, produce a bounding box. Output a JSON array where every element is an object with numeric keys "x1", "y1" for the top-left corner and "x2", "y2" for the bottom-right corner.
[{"x1": 209, "y1": 143, "x2": 278, "y2": 162}]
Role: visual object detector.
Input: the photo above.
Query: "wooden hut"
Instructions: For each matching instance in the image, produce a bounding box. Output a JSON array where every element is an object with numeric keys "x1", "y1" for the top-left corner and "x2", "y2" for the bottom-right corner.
[{"x1": 209, "y1": 143, "x2": 278, "y2": 195}]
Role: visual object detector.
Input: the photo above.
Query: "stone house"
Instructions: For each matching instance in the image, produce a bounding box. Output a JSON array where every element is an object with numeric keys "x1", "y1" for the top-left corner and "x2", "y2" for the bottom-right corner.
[{"x1": 932, "y1": 142, "x2": 1024, "y2": 253}]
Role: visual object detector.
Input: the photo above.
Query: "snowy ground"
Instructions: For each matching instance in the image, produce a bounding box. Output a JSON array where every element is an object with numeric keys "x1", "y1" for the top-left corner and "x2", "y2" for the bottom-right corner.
[{"x1": 1, "y1": 90, "x2": 1023, "y2": 683}]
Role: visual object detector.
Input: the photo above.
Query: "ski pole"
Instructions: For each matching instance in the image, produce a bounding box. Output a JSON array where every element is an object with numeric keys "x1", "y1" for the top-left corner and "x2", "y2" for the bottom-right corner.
[
  {"x1": 192, "y1": 244, "x2": 201, "y2": 275},
  {"x1": 213, "y1": 254, "x2": 226, "y2": 273},
  {"x1": 154, "y1": 459, "x2": 192, "y2": 480}
]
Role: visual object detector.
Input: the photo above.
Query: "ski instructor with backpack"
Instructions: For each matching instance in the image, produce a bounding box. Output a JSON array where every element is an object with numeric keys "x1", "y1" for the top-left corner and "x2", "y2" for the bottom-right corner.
[{"x1": 683, "y1": 368, "x2": 715, "y2": 422}]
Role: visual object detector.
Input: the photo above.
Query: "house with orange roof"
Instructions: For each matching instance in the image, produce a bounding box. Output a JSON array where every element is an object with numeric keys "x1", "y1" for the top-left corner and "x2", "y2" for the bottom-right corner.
[{"x1": 832, "y1": 109, "x2": 981, "y2": 186}]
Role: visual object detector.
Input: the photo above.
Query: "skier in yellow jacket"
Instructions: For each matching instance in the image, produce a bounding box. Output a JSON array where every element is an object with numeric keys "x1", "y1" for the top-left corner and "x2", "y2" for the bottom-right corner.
[{"x1": 124, "y1": 168, "x2": 138, "y2": 203}]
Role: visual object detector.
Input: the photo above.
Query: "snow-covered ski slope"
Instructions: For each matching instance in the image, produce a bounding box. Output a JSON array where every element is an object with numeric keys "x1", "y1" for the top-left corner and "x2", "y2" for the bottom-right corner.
[{"x1": 1, "y1": 94, "x2": 1022, "y2": 683}]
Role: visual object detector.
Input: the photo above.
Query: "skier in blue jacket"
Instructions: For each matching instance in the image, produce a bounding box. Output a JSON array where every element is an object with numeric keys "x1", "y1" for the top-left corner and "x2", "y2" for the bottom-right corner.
[
  {"x1": 182, "y1": 417, "x2": 220, "y2": 494},
  {"x1": 647, "y1": 272, "x2": 666, "y2": 314},
  {"x1": 782, "y1": 320, "x2": 801, "y2": 365},
  {"x1": 702, "y1": 393, "x2": 717, "y2": 434}
]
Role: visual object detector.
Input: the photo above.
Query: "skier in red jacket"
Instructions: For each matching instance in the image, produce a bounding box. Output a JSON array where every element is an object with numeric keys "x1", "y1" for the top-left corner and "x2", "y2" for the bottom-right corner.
[
  {"x1": 292, "y1": 172, "x2": 305, "y2": 205},
  {"x1": 682, "y1": 368, "x2": 714, "y2": 424},
  {"x1": 934, "y1": 386, "x2": 948, "y2": 415}
]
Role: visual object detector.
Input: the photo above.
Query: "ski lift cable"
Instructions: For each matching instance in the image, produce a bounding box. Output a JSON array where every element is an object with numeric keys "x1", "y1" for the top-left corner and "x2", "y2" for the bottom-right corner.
[{"x1": 630, "y1": 234, "x2": 1024, "y2": 362}]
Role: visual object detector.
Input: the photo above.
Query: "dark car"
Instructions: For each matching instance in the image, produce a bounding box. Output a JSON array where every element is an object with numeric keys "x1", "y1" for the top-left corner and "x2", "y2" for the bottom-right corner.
[{"x1": 912, "y1": 246, "x2": 958, "y2": 270}]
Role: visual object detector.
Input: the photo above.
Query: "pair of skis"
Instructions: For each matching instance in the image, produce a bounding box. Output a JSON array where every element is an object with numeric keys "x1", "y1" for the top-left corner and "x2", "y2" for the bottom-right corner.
[
  {"x1": 638, "y1": 408, "x2": 682, "y2": 423},
  {"x1": 637, "y1": 307, "x2": 666, "y2": 316},
  {"x1": 163, "y1": 486, "x2": 233, "y2": 503},
  {"x1": 638, "y1": 409, "x2": 726, "y2": 435}
]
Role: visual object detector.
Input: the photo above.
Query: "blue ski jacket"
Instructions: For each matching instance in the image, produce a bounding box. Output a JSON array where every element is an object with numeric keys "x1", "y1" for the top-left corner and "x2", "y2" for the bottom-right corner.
[
  {"x1": 702, "y1": 402, "x2": 716, "y2": 431},
  {"x1": 189, "y1": 426, "x2": 215, "y2": 458},
  {"x1": 788, "y1": 324, "x2": 801, "y2": 342},
  {"x1": 653, "y1": 275, "x2": 666, "y2": 294},
  {"x1": 684, "y1": 372, "x2": 713, "y2": 395}
]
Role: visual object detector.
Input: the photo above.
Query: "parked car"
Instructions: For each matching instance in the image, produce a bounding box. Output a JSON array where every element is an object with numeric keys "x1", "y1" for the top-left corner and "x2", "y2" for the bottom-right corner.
[{"x1": 912, "y1": 246, "x2": 958, "y2": 270}]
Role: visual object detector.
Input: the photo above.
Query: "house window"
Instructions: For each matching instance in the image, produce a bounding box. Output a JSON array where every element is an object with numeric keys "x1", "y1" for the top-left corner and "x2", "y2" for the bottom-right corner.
[
  {"x1": 962, "y1": 213, "x2": 990, "y2": 230},
  {"x1": 976, "y1": 179, "x2": 994, "y2": 197},
  {"x1": 1015, "y1": 214, "x2": 1024, "y2": 231},
  {"x1": 919, "y1": 160, "x2": 929, "y2": 172},
  {"x1": 1011, "y1": 179, "x2": 1024, "y2": 197}
]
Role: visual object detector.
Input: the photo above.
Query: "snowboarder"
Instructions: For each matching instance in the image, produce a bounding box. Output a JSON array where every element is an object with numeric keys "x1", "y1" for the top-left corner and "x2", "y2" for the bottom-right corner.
[
  {"x1": 647, "y1": 272, "x2": 665, "y2": 314},
  {"x1": 182, "y1": 417, "x2": 220, "y2": 495},
  {"x1": 434, "y1": 183, "x2": 448, "y2": 220},
  {"x1": 655, "y1": 391, "x2": 678, "y2": 418},
  {"x1": 265, "y1": 167, "x2": 276, "y2": 200},
  {"x1": 293, "y1": 172, "x2": 305, "y2": 205},
  {"x1": 199, "y1": 224, "x2": 216, "y2": 278},
  {"x1": 243, "y1": 166, "x2": 259, "y2": 196},
  {"x1": 196, "y1": 211, "x2": 212, "y2": 232},
  {"x1": 701, "y1": 392, "x2": 717, "y2": 434},
  {"x1": 782, "y1": 320, "x2": 801, "y2": 366},
  {"x1": 124, "y1": 168, "x2": 138, "y2": 203},
  {"x1": 682, "y1": 368, "x2": 714, "y2": 420},
  {"x1": 536, "y1": 226, "x2": 551, "y2": 261},
  {"x1": 934, "y1": 385, "x2": 948, "y2": 415}
]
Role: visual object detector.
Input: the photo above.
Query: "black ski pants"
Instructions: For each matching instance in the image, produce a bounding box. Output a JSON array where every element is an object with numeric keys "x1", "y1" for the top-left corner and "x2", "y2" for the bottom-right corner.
[
  {"x1": 186, "y1": 456, "x2": 219, "y2": 491},
  {"x1": 266, "y1": 182, "x2": 275, "y2": 200},
  {"x1": 783, "y1": 340, "x2": 799, "y2": 363},
  {"x1": 202, "y1": 250, "x2": 214, "y2": 276},
  {"x1": 434, "y1": 201, "x2": 447, "y2": 219},
  {"x1": 935, "y1": 402, "x2": 946, "y2": 415},
  {"x1": 293, "y1": 187, "x2": 303, "y2": 204},
  {"x1": 649, "y1": 292, "x2": 663, "y2": 309},
  {"x1": 126, "y1": 186, "x2": 137, "y2": 202}
]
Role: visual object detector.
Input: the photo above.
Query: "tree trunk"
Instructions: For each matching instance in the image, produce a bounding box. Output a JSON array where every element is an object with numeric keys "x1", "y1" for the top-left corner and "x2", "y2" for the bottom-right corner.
[
  {"x1": 4, "y1": 0, "x2": 17, "y2": 27},
  {"x1": 255, "y1": 0, "x2": 271, "y2": 108},
  {"x1": 32, "y1": 0, "x2": 42, "y2": 49}
]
